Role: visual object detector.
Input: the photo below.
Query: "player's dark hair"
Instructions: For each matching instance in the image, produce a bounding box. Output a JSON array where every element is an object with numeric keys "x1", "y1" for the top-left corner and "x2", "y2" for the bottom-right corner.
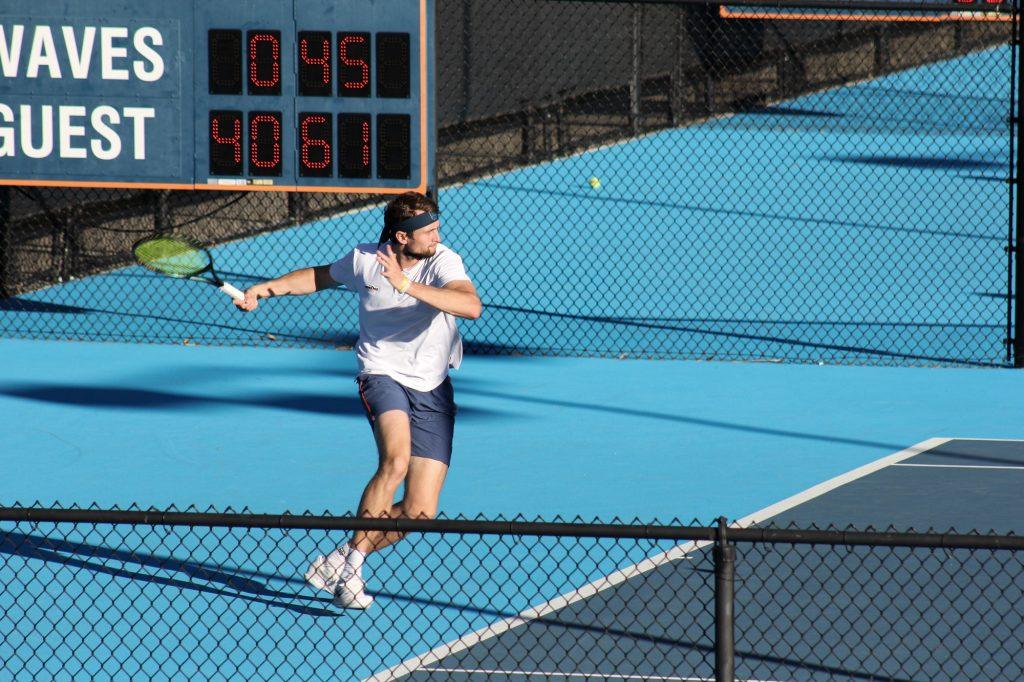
[{"x1": 379, "y1": 192, "x2": 439, "y2": 243}]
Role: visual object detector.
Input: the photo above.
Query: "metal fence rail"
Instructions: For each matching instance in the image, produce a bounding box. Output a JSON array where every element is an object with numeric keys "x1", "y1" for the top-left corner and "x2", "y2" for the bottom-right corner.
[
  {"x1": 0, "y1": 0, "x2": 1018, "y2": 366},
  {"x1": 1, "y1": 505, "x2": 1022, "y2": 680}
]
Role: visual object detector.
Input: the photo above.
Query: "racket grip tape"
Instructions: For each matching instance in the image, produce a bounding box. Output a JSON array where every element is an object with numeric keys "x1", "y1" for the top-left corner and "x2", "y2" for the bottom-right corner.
[{"x1": 220, "y1": 282, "x2": 246, "y2": 301}]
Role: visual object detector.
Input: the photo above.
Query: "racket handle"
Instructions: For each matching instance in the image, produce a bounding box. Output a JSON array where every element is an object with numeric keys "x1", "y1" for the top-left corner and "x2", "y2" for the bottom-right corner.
[{"x1": 219, "y1": 282, "x2": 246, "y2": 301}]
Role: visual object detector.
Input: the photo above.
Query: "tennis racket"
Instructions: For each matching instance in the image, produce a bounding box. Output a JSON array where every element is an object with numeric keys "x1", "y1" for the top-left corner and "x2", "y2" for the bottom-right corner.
[{"x1": 132, "y1": 235, "x2": 245, "y2": 302}]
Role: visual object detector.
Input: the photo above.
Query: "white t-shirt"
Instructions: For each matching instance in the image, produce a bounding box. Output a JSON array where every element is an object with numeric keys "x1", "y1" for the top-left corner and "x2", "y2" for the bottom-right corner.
[{"x1": 329, "y1": 242, "x2": 471, "y2": 391}]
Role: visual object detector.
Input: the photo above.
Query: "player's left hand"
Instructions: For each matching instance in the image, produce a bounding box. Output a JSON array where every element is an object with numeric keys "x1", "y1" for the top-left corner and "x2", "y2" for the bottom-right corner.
[{"x1": 376, "y1": 244, "x2": 404, "y2": 288}]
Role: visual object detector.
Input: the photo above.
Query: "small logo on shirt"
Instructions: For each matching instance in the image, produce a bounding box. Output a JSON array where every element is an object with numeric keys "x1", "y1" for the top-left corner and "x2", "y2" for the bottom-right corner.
[{"x1": 365, "y1": 284, "x2": 379, "y2": 292}]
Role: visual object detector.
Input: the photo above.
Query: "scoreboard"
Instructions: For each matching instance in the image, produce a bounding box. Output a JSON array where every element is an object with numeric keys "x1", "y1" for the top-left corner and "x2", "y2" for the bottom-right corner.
[{"x1": 0, "y1": 0, "x2": 436, "y2": 194}]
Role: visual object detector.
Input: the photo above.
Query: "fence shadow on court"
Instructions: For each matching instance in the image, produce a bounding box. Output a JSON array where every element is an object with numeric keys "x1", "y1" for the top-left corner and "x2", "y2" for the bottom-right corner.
[{"x1": 0, "y1": 505, "x2": 1021, "y2": 681}]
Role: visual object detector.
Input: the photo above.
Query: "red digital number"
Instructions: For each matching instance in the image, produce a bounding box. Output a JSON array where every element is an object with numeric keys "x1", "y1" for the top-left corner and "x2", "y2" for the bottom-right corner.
[
  {"x1": 338, "y1": 33, "x2": 371, "y2": 97},
  {"x1": 298, "y1": 32, "x2": 332, "y2": 97},
  {"x1": 209, "y1": 111, "x2": 243, "y2": 176},
  {"x1": 355, "y1": 119, "x2": 369, "y2": 167},
  {"x1": 211, "y1": 117, "x2": 241, "y2": 164},
  {"x1": 301, "y1": 116, "x2": 331, "y2": 168},
  {"x1": 249, "y1": 112, "x2": 282, "y2": 176},
  {"x1": 248, "y1": 31, "x2": 281, "y2": 95},
  {"x1": 300, "y1": 37, "x2": 330, "y2": 85},
  {"x1": 299, "y1": 113, "x2": 332, "y2": 177},
  {"x1": 339, "y1": 113, "x2": 371, "y2": 178}
]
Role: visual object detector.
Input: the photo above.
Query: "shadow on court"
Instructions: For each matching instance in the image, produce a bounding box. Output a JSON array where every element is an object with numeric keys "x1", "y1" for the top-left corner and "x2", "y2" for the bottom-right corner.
[
  {"x1": 0, "y1": 299, "x2": 92, "y2": 314},
  {"x1": 479, "y1": 303, "x2": 1004, "y2": 367},
  {"x1": 476, "y1": 180, "x2": 1004, "y2": 243},
  {"x1": 821, "y1": 154, "x2": 1004, "y2": 171},
  {"x1": 0, "y1": 383, "x2": 500, "y2": 420},
  {"x1": 0, "y1": 530, "x2": 336, "y2": 617},
  {"x1": 0, "y1": 529, "x2": 910, "y2": 680},
  {"x1": 2, "y1": 284, "x2": 1006, "y2": 366}
]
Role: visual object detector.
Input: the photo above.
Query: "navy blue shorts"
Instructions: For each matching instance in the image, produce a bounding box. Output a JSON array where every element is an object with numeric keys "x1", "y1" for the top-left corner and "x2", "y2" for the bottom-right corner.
[{"x1": 356, "y1": 374, "x2": 457, "y2": 466}]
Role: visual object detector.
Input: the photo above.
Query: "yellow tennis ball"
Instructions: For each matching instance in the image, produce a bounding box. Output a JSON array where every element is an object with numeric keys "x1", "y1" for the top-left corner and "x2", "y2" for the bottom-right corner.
[{"x1": 587, "y1": 176, "x2": 601, "y2": 189}]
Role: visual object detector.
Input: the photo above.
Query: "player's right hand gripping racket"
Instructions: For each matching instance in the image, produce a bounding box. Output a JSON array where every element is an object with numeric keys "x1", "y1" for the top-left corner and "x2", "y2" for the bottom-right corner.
[{"x1": 132, "y1": 235, "x2": 245, "y2": 301}]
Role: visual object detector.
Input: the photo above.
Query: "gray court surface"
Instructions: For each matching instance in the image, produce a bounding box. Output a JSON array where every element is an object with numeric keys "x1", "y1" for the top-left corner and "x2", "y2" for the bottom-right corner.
[{"x1": 377, "y1": 439, "x2": 1024, "y2": 681}]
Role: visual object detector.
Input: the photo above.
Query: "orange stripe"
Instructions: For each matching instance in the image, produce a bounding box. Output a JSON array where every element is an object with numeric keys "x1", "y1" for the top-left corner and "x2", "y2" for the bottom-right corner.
[
  {"x1": 192, "y1": 183, "x2": 420, "y2": 194},
  {"x1": 358, "y1": 380, "x2": 375, "y2": 422},
  {"x1": 0, "y1": 178, "x2": 424, "y2": 194},
  {"x1": 0, "y1": 178, "x2": 195, "y2": 190},
  {"x1": 718, "y1": 5, "x2": 1010, "y2": 21},
  {"x1": 418, "y1": 0, "x2": 430, "y2": 195}
]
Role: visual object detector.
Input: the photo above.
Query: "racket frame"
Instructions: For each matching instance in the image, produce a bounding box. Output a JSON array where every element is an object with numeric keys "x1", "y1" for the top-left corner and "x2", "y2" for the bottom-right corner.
[{"x1": 132, "y1": 235, "x2": 245, "y2": 302}]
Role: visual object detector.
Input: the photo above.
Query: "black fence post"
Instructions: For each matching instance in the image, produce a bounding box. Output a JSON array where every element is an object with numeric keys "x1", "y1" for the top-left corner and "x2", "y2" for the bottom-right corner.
[
  {"x1": 714, "y1": 517, "x2": 736, "y2": 682},
  {"x1": 631, "y1": 3, "x2": 643, "y2": 136},
  {"x1": 555, "y1": 90, "x2": 567, "y2": 154},
  {"x1": 704, "y1": 72, "x2": 715, "y2": 116},
  {"x1": 1007, "y1": 3, "x2": 1017, "y2": 365},
  {"x1": 1016, "y1": 4, "x2": 1024, "y2": 367},
  {"x1": 671, "y1": 6, "x2": 683, "y2": 126},
  {"x1": 51, "y1": 207, "x2": 75, "y2": 284},
  {"x1": 873, "y1": 26, "x2": 889, "y2": 75},
  {"x1": 287, "y1": 191, "x2": 304, "y2": 225},
  {"x1": 0, "y1": 187, "x2": 9, "y2": 297},
  {"x1": 154, "y1": 190, "x2": 171, "y2": 234},
  {"x1": 520, "y1": 102, "x2": 534, "y2": 163}
]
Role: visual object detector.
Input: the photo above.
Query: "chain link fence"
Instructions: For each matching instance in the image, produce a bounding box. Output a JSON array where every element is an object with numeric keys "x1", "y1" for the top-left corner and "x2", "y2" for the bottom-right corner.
[
  {"x1": 0, "y1": 506, "x2": 1022, "y2": 680},
  {"x1": 0, "y1": 0, "x2": 1018, "y2": 365}
]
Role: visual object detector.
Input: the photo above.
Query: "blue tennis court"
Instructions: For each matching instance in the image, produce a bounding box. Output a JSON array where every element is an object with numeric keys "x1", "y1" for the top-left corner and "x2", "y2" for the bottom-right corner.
[
  {"x1": 380, "y1": 439, "x2": 1024, "y2": 681},
  {"x1": 1, "y1": 45, "x2": 1012, "y2": 365}
]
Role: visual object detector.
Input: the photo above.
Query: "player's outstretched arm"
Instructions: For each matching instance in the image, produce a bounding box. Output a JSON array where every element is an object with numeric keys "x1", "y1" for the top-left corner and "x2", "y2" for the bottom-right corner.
[{"x1": 235, "y1": 265, "x2": 336, "y2": 311}]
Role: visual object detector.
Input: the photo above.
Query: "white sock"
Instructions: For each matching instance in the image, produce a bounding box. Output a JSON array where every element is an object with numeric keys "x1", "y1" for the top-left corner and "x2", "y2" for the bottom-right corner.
[
  {"x1": 323, "y1": 547, "x2": 348, "y2": 573},
  {"x1": 341, "y1": 545, "x2": 366, "y2": 582}
]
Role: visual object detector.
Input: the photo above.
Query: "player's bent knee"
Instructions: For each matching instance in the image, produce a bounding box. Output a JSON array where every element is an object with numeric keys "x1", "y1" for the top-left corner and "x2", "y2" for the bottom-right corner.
[{"x1": 378, "y1": 457, "x2": 409, "y2": 486}]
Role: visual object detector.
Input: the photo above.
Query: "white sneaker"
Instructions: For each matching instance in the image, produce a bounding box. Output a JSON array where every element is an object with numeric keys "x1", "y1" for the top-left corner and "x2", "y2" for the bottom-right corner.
[
  {"x1": 332, "y1": 576, "x2": 374, "y2": 610},
  {"x1": 305, "y1": 545, "x2": 350, "y2": 594}
]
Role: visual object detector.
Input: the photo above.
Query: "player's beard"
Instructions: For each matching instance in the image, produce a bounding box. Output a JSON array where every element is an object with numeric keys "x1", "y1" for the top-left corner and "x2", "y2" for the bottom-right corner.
[{"x1": 405, "y1": 243, "x2": 436, "y2": 260}]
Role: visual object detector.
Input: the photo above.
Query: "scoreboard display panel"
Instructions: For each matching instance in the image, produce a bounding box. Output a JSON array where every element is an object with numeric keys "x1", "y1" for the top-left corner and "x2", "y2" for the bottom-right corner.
[{"x1": 0, "y1": 0, "x2": 436, "y2": 194}]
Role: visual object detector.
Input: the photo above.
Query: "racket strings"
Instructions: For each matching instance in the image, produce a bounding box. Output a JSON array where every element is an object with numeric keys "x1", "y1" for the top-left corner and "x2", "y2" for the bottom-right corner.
[{"x1": 134, "y1": 237, "x2": 212, "y2": 277}]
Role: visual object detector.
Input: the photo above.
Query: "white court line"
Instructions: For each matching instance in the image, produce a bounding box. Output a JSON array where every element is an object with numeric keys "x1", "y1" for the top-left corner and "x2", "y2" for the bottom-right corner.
[
  {"x1": 930, "y1": 438, "x2": 1024, "y2": 442},
  {"x1": 420, "y1": 667, "x2": 783, "y2": 681},
  {"x1": 893, "y1": 463, "x2": 1024, "y2": 470},
  {"x1": 365, "y1": 438, "x2": 947, "y2": 682}
]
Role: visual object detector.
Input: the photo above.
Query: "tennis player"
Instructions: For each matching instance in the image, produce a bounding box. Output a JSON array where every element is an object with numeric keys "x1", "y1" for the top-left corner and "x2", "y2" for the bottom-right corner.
[{"x1": 234, "y1": 191, "x2": 481, "y2": 609}]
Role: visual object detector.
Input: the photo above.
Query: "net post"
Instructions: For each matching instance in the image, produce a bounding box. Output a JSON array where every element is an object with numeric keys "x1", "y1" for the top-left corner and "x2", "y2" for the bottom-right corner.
[{"x1": 714, "y1": 516, "x2": 736, "y2": 682}]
